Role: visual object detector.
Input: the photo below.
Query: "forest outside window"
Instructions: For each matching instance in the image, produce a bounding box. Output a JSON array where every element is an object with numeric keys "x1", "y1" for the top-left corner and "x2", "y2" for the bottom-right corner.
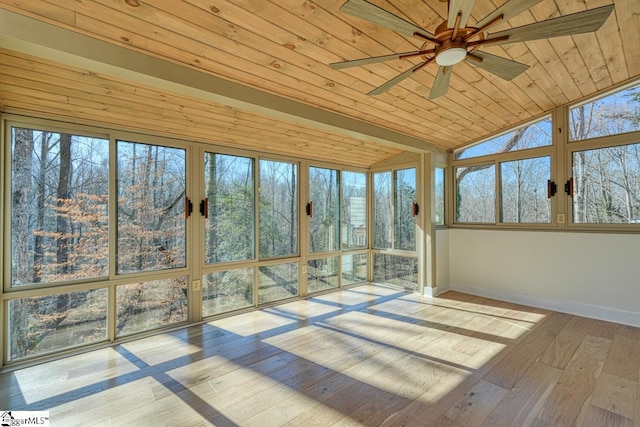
[
  {"x1": 572, "y1": 143, "x2": 640, "y2": 224},
  {"x1": 395, "y1": 168, "x2": 416, "y2": 251},
  {"x1": 373, "y1": 168, "x2": 417, "y2": 250},
  {"x1": 8, "y1": 288, "x2": 108, "y2": 360},
  {"x1": 309, "y1": 167, "x2": 339, "y2": 254},
  {"x1": 569, "y1": 84, "x2": 640, "y2": 225},
  {"x1": 204, "y1": 153, "x2": 255, "y2": 263},
  {"x1": 500, "y1": 156, "x2": 551, "y2": 223},
  {"x1": 115, "y1": 276, "x2": 188, "y2": 337},
  {"x1": 435, "y1": 167, "x2": 445, "y2": 226},
  {"x1": 10, "y1": 127, "x2": 110, "y2": 288},
  {"x1": 455, "y1": 117, "x2": 552, "y2": 160},
  {"x1": 116, "y1": 140, "x2": 187, "y2": 274},
  {"x1": 373, "y1": 171, "x2": 392, "y2": 249},
  {"x1": 372, "y1": 167, "x2": 418, "y2": 291},
  {"x1": 258, "y1": 262, "x2": 299, "y2": 304},
  {"x1": 306, "y1": 167, "x2": 368, "y2": 295},
  {"x1": 259, "y1": 159, "x2": 298, "y2": 259},
  {"x1": 569, "y1": 83, "x2": 640, "y2": 141},
  {"x1": 455, "y1": 164, "x2": 496, "y2": 224},
  {"x1": 202, "y1": 268, "x2": 254, "y2": 316},
  {"x1": 453, "y1": 115, "x2": 553, "y2": 226}
]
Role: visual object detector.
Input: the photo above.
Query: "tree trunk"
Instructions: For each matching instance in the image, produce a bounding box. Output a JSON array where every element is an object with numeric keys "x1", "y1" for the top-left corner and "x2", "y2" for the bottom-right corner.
[
  {"x1": 12, "y1": 128, "x2": 34, "y2": 286},
  {"x1": 56, "y1": 133, "x2": 72, "y2": 275},
  {"x1": 33, "y1": 132, "x2": 52, "y2": 283}
]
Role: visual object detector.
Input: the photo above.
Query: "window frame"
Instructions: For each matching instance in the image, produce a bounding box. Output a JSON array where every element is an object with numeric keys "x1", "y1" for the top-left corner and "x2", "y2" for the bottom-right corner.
[
  {"x1": 115, "y1": 138, "x2": 189, "y2": 276},
  {"x1": 454, "y1": 115, "x2": 554, "y2": 160},
  {"x1": 202, "y1": 151, "x2": 256, "y2": 265},
  {"x1": 198, "y1": 148, "x2": 304, "y2": 316},
  {"x1": 564, "y1": 81, "x2": 640, "y2": 231},
  {"x1": 369, "y1": 160, "x2": 420, "y2": 291},
  {"x1": 258, "y1": 156, "x2": 301, "y2": 261},
  {"x1": 451, "y1": 115, "x2": 557, "y2": 230},
  {"x1": 565, "y1": 130, "x2": 640, "y2": 230},
  {"x1": 370, "y1": 163, "x2": 419, "y2": 254},
  {"x1": 3, "y1": 119, "x2": 112, "y2": 293},
  {"x1": 434, "y1": 165, "x2": 446, "y2": 227},
  {"x1": 304, "y1": 161, "x2": 370, "y2": 296}
]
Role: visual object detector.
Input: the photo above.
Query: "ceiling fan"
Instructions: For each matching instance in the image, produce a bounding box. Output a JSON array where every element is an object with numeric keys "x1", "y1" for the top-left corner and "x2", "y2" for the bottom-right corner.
[{"x1": 331, "y1": 0, "x2": 615, "y2": 99}]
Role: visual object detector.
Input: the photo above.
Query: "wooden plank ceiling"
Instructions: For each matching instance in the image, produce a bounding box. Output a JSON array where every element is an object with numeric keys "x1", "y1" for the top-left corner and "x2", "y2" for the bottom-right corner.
[
  {"x1": 1, "y1": 0, "x2": 639, "y2": 163},
  {"x1": 0, "y1": 48, "x2": 403, "y2": 167}
]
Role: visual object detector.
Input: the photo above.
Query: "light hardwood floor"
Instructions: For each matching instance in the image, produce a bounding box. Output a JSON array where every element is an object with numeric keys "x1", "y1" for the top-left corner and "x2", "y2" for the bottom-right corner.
[{"x1": 1, "y1": 285, "x2": 639, "y2": 426}]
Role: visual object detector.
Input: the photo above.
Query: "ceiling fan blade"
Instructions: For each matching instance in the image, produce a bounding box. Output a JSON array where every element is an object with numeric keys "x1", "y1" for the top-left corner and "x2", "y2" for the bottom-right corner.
[
  {"x1": 429, "y1": 66, "x2": 452, "y2": 100},
  {"x1": 476, "y1": 0, "x2": 544, "y2": 28},
  {"x1": 465, "y1": 51, "x2": 529, "y2": 80},
  {"x1": 368, "y1": 60, "x2": 432, "y2": 95},
  {"x1": 485, "y1": 4, "x2": 615, "y2": 46},
  {"x1": 448, "y1": 0, "x2": 477, "y2": 29},
  {"x1": 340, "y1": 0, "x2": 435, "y2": 41},
  {"x1": 330, "y1": 50, "x2": 432, "y2": 69}
]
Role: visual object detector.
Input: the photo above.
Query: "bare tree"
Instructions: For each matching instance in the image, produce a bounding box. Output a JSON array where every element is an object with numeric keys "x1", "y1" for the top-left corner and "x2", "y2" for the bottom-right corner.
[{"x1": 11, "y1": 128, "x2": 34, "y2": 286}]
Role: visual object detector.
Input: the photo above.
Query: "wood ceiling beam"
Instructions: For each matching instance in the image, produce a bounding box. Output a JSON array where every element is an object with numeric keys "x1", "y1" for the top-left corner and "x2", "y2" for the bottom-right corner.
[{"x1": 0, "y1": 9, "x2": 443, "y2": 156}]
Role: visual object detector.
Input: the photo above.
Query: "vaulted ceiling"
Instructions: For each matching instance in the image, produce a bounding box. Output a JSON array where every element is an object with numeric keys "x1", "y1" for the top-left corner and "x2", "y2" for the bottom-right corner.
[{"x1": 1, "y1": 0, "x2": 638, "y2": 166}]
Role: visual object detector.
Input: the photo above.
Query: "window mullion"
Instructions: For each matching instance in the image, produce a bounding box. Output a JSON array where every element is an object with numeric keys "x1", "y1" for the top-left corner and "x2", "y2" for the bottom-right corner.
[{"x1": 553, "y1": 106, "x2": 568, "y2": 228}]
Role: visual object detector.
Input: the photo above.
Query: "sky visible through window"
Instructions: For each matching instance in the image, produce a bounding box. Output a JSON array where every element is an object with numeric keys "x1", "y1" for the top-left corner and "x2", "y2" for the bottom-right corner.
[
  {"x1": 455, "y1": 117, "x2": 552, "y2": 160},
  {"x1": 569, "y1": 84, "x2": 640, "y2": 141}
]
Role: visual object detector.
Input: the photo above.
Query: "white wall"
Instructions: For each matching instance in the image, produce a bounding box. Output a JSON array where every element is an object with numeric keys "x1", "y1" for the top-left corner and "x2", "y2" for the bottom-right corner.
[
  {"x1": 447, "y1": 229, "x2": 640, "y2": 327},
  {"x1": 435, "y1": 229, "x2": 450, "y2": 293}
]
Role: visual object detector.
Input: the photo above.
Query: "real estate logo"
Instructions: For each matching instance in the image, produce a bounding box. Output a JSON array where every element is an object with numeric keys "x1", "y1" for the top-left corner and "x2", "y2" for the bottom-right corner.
[{"x1": 0, "y1": 411, "x2": 49, "y2": 426}]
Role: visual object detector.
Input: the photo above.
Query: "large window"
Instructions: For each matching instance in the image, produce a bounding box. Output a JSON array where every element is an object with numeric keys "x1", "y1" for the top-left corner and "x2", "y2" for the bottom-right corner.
[
  {"x1": 572, "y1": 143, "x2": 640, "y2": 224},
  {"x1": 10, "y1": 128, "x2": 109, "y2": 287},
  {"x1": 373, "y1": 171, "x2": 392, "y2": 249},
  {"x1": 6, "y1": 120, "x2": 383, "y2": 365},
  {"x1": 569, "y1": 84, "x2": 640, "y2": 225},
  {"x1": 4, "y1": 124, "x2": 197, "y2": 363},
  {"x1": 395, "y1": 168, "x2": 416, "y2": 251},
  {"x1": 372, "y1": 166, "x2": 418, "y2": 290},
  {"x1": 451, "y1": 83, "x2": 640, "y2": 229},
  {"x1": 200, "y1": 154, "x2": 303, "y2": 317},
  {"x1": 306, "y1": 167, "x2": 368, "y2": 294},
  {"x1": 453, "y1": 116, "x2": 553, "y2": 226},
  {"x1": 435, "y1": 167, "x2": 445, "y2": 225},
  {"x1": 116, "y1": 141, "x2": 186, "y2": 274},
  {"x1": 259, "y1": 160, "x2": 298, "y2": 258},
  {"x1": 500, "y1": 157, "x2": 551, "y2": 223},
  {"x1": 341, "y1": 171, "x2": 367, "y2": 249},
  {"x1": 456, "y1": 164, "x2": 496, "y2": 223},
  {"x1": 309, "y1": 167, "x2": 339, "y2": 253},
  {"x1": 373, "y1": 168, "x2": 417, "y2": 248},
  {"x1": 204, "y1": 153, "x2": 254, "y2": 263}
]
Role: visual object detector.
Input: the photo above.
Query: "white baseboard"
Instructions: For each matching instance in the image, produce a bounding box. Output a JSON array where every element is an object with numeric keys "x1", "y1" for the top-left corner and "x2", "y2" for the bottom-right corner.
[
  {"x1": 449, "y1": 283, "x2": 640, "y2": 328},
  {"x1": 423, "y1": 286, "x2": 439, "y2": 297}
]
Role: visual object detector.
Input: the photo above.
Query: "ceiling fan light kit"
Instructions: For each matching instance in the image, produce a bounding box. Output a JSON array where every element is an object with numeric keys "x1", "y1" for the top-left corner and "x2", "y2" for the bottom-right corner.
[
  {"x1": 435, "y1": 45, "x2": 467, "y2": 66},
  {"x1": 331, "y1": 0, "x2": 615, "y2": 100}
]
